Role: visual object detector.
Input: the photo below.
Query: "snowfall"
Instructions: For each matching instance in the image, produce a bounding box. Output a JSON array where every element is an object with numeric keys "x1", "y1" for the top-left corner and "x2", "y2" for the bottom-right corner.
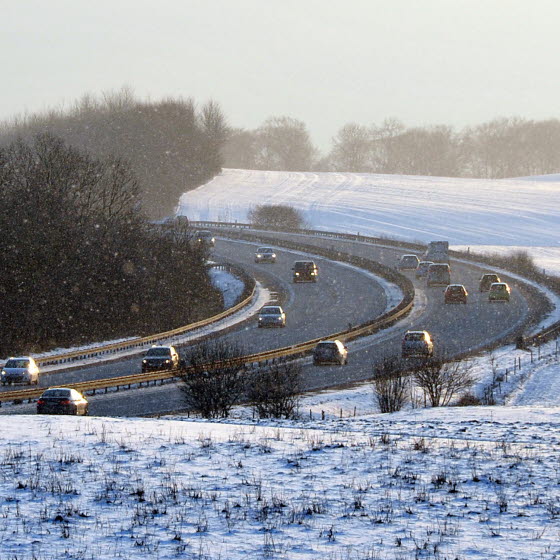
[{"x1": 3, "y1": 170, "x2": 560, "y2": 559}]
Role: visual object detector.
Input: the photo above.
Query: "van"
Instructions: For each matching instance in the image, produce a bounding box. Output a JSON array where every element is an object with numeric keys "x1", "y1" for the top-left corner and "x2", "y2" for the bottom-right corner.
[{"x1": 427, "y1": 263, "x2": 451, "y2": 287}]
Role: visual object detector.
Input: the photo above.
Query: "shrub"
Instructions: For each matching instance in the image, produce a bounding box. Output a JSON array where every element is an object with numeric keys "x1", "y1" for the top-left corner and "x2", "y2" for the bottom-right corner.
[{"x1": 247, "y1": 204, "x2": 306, "y2": 230}]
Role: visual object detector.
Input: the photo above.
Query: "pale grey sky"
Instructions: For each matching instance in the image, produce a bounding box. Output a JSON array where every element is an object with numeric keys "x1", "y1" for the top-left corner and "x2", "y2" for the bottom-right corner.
[{"x1": 2, "y1": 0, "x2": 560, "y2": 150}]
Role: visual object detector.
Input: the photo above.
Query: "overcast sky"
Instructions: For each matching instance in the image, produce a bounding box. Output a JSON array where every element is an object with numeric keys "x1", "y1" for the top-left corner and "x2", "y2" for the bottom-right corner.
[{"x1": 2, "y1": 0, "x2": 560, "y2": 151}]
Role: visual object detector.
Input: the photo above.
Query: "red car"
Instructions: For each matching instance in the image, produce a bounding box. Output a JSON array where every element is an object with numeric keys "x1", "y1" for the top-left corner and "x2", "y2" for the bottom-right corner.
[{"x1": 444, "y1": 284, "x2": 468, "y2": 304}]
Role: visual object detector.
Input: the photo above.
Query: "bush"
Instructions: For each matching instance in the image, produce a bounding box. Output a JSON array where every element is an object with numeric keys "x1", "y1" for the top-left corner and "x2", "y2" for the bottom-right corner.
[
  {"x1": 372, "y1": 358, "x2": 409, "y2": 413},
  {"x1": 248, "y1": 360, "x2": 301, "y2": 419},
  {"x1": 247, "y1": 204, "x2": 306, "y2": 230},
  {"x1": 179, "y1": 340, "x2": 247, "y2": 418}
]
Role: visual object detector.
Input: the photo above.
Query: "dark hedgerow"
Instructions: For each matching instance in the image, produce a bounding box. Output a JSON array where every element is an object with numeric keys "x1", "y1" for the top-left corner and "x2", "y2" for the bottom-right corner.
[{"x1": 0, "y1": 133, "x2": 222, "y2": 356}]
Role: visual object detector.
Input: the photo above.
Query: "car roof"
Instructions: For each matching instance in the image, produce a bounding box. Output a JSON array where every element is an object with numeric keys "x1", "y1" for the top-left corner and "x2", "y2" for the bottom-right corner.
[
  {"x1": 149, "y1": 345, "x2": 174, "y2": 350},
  {"x1": 447, "y1": 284, "x2": 465, "y2": 288},
  {"x1": 257, "y1": 247, "x2": 274, "y2": 250},
  {"x1": 490, "y1": 282, "x2": 508, "y2": 287},
  {"x1": 402, "y1": 254, "x2": 418, "y2": 258},
  {"x1": 405, "y1": 330, "x2": 429, "y2": 336},
  {"x1": 6, "y1": 356, "x2": 33, "y2": 360},
  {"x1": 261, "y1": 305, "x2": 282, "y2": 311},
  {"x1": 419, "y1": 261, "x2": 434, "y2": 265},
  {"x1": 482, "y1": 273, "x2": 499, "y2": 277}
]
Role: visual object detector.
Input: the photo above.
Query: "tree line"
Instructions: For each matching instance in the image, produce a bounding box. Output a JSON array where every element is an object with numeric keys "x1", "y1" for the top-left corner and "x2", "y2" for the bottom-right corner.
[
  {"x1": 224, "y1": 116, "x2": 560, "y2": 178},
  {"x1": 0, "y1": 134, "x2": 222, "y2": 357},
  {"x1": 0, "y1": 88, "x2": 228, "y2": 219}
]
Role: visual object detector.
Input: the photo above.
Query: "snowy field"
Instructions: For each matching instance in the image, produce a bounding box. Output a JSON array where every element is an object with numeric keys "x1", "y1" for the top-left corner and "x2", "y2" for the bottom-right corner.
[
  {"x1": 2, "y1": 411, "x2": 559, "y2": 560},
  {"x1": 178, "y1": 169, "x2": 560, "y2": 276}
]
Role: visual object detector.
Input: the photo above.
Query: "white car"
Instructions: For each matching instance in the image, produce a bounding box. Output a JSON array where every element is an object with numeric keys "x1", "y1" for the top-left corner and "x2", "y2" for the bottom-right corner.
[{"x1": 1, "y1": 356, "x2": 40, "y2": 385}]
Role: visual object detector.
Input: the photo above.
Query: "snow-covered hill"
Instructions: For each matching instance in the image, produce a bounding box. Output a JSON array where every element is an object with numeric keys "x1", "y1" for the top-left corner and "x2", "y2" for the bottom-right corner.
[{"x1": 178, "y1": 168, "x2": 560, "y2": 274}]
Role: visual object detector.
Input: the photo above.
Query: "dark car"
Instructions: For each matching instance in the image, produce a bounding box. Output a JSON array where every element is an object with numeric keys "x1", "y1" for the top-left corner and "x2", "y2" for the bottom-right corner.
[
  {"x1": 444, "y1": 284, "x2": 468, "y2": 304},
  {"x1": 292, "y1": 260, "x2": 319, "y2": 283},
  {"x1": 479, "y1": 273, "x2": 501, "y2": 292},
  {"x1": 194, "y1": 230, "x2": 215, "y2": 247},
  {"x1": 37, "y1": 388, "x2": 89, "y2": 416},
  {"x1": 415, "y1": 261, "x2": 434, "y2": 279},
  {"x1": 254, "y1": 247, "x2": 277, "y2": 263},
  {"x1": 141, "y1": 346, "x2": 180, "y2": 373},
  {"x1": 402, "y1": 330, "x2": 434, "y2": 358},
  {"x1": 426, "y1": 263, "x2": 451, "y2": 287},
  {"x1": 313, "y1": 340, "x2": 348, "y2": 365}
]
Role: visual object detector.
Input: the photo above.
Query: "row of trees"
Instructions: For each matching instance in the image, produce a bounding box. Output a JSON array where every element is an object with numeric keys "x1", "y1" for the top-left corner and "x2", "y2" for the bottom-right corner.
[
  {"x1": 224, "y1": 116, "x2": 560, "y2": 179},
  {"x1": 0, "y1": 134, "x2": 222, "y2": 356},
  {"x1": 0, "y1": 88, "x2": 228, "y2": 219}
]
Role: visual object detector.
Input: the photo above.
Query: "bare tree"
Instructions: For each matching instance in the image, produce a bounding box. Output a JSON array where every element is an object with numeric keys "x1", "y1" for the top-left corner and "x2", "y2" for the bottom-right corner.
[
  {"x1": 329, "y1": 123, "x2": 373, "y2": 172},
  {"x1": 372, "y1": 358, "x2": 409, "y2": 413},
  {"x1": 248, "y1": 360, "x2": 302, "y2": 419},
  {"x1": 412, "y1": 358, "x2": 477, "y2": 407},
  {"x1": 254, "y1": 116, "x2": 317, "y2": 171},
  {"x1": 179, "y1": 340, "x2": 247, "y2": 418}
]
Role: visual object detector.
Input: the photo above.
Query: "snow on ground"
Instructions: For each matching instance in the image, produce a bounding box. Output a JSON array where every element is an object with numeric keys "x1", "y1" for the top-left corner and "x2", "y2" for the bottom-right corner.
[
  {"x1": 209, "y1": 266, "x2": 245, "y2": 308},
  {"x1": 2, "y1": 412, "x2": 558, "y2": 560},
  {"x1": 178, "y1": 168, "x2": 560, "y2": 275}
]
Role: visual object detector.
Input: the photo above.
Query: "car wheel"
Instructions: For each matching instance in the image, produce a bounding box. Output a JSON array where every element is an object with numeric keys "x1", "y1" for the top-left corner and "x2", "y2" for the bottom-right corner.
[{"x1": 84, "y1": 406, "x2": 89, "y2": 416}]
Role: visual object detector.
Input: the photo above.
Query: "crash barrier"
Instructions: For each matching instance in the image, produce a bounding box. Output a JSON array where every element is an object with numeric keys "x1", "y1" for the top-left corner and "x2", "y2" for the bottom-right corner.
[
  {"x1": 191, "y1": 221, "x2": 560, "y2": 349},
  {"x1": 30, "y1": 263, "x2": 255, "y2": 369},
  {"x1": 0, "y1": 237, "x2": 414, "y2": 404}
]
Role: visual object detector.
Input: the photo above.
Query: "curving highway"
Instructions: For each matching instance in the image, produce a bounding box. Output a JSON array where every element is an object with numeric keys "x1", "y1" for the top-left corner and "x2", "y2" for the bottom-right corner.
[{"x1": 1, "y1": 232, "x2": 548, "y2": 416}]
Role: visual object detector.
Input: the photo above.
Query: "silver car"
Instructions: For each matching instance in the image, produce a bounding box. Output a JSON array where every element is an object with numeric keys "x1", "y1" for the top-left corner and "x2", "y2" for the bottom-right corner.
[
  {"x1": 398, "y1": 254, "x2": 420, "y2": 270},
  {"x1": 258, "y1": 305, "x2": 286, "y2": 328},
  {"x1": 254, "y1": 247, "x2": 277, "y2": 263},
  {"x1": 1, "y1": 356, "x2": 40, "y2": 385}
]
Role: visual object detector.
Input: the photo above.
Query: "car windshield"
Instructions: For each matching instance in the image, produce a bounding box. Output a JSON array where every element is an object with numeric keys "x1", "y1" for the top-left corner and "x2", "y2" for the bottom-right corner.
[
  {"x1": 405, "y1": 333, "x2": 425, "y2": 341},
  {"x1": 4, "y1": 359, "x2": 29, "y2": 368},
  {"x1": 42, "y1": 389, "x2": 71, "y2": 398},
  {"x1": 146, "y1": 348, "x2": 171, "y2": 357},
  {"x1": 261, "y1": 307, "x2": 281, "y2": 314},
  {"x1": 316, "y1": 343, "x2": 336, "y2": 354},
  {"x1": 295, "y1": 262, "x2": 314, "y2": 270},
  {"x1": 197, "y1": 231, "x2": 212, "y2": 238},
  {"x1": 491, "y1": 284, "x2": 505, "y2": 291},
  {"x1": 258, "y1": 248, "x2": 273, "y2": 253}
]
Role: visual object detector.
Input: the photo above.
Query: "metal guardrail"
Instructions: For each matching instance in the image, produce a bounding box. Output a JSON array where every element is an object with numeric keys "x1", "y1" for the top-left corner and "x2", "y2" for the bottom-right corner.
[
  {"x1": 0, "y1": 237, "x2": 414, "y2": 404},
  {"x1": 30, "y1": 263, "x2": 255, "y2": 369}
]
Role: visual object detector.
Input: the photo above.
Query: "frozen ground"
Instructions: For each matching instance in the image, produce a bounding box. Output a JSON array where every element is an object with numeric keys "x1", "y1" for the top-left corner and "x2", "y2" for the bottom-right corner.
[
  {"x1": 2, "y1": 411, "x2": 559, "y2": 560},
  {"x1": 178, "y1": 169, "x2": 560, "y2": 275}
]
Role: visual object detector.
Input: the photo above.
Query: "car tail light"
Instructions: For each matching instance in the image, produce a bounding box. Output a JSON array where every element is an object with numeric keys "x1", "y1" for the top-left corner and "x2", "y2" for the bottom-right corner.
[
  {"x1": 60, "y1": 400, "x2": 71, "y2": 405},
  {"x1": 37, "y1": 399, "x2": 44, "y2": 405}
]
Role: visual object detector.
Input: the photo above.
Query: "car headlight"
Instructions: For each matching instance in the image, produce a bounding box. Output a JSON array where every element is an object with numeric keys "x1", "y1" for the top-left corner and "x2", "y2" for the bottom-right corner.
[
  {"x1": 164, "y1": 359, "x2": 170, "y2": 364},
  {"x1": 256, "y1": 254, "x2": 262, "y2": 258},
  {"x1": 142, "y1": 359, "x2": 147, "y2": 364},
  {"x1": 1, "y1": 371, "x2": 5, "y2": 376},
  {"x1": 295, "y1": 272, "x2": 300, "y2": 276}
]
